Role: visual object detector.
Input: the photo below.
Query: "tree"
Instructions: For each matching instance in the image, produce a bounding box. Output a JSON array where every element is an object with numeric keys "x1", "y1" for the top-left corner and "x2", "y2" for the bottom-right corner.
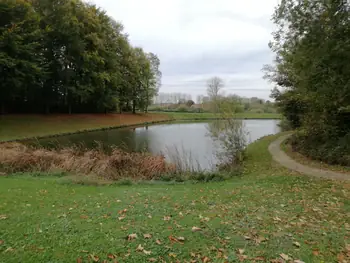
[
  {"x1": 266, "y1": 0, "x2": 350, "y2": 165},
  {"x1": 186, "y1": 100, "x2": 195, "y2": 107},
  {"x1": 207, "y1": 77, "x2": 224, "y2": 114},
  {"x1": 207, "y1": 77, "x2": 223, "y2": 100},
  {"x1": 0, "y1": 0, "x2": 43, "y2": 114},
  {"x1": 0, "y1": 0, "x2": 161, "y2": 115}
]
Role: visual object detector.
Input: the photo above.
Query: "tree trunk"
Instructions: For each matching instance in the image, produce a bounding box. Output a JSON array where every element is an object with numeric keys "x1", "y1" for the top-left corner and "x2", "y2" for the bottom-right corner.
[
  {"x1": 68, "y1": 103, "x2": 72, "y2": 114},
  {"x1": 132, "y1": 100, "x2": 136, "y2": 114},
  {"x1": 45, "y1": 104, "x2": 50, "y2": 114},
  {"x1": 1, "y1": 102, "x2": 5, "y2": 115}
]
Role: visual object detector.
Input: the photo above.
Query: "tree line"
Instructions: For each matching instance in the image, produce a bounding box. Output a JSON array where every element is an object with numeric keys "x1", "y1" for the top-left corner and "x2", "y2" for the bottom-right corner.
[
  {"x1": 0, "y1": 0, "x2": 161, "y2": 114},
  {"x1": 265, "y1": 0, "x2": 350, "y2": 166}
]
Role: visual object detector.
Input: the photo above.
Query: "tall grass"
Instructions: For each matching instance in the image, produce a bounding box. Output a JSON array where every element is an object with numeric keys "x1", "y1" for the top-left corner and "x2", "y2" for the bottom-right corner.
[{"x1": 0, "y1": 142, "x2": 174, "y2": 180}]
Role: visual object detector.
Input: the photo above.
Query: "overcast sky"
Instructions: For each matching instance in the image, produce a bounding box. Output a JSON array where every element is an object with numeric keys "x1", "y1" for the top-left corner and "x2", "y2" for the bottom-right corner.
[{"x1": 94, "y1": 0, "x2": 278, "y2": 100}]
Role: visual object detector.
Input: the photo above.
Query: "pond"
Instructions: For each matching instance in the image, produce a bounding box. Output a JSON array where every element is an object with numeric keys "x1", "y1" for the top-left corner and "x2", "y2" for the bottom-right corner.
[{"x1": 35, "y1": 119, "x2": 280, "y2": 171}]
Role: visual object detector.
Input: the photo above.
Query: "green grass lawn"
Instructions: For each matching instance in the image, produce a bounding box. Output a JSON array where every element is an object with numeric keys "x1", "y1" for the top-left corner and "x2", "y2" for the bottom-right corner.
[
  {"x1": 0, "y1": 114, "x2": 170, "y2": 142},
  {"x1": 158, "y1": 112, "x2": 281, "y2": 120},
  {"x1": 1, "y1": 134, "x2": 349, "y2": 263}
]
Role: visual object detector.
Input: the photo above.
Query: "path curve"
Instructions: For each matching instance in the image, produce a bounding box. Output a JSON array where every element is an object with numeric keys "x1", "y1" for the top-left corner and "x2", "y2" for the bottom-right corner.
[{"x1": 268, "y1": 134, "x2": 350, "y2": 181}]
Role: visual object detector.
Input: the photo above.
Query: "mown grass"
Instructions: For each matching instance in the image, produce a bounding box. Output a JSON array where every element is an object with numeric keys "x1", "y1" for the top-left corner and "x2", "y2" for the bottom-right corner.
[
  {"x1": 0, "y1": 134, "x2": 349, "y2": 263},
  {"x1": 157, "y1": 112, "x2": 281, "y2": 120},
  {"x1": 0, "y1": 113, "x2": 171, "y2": 142}
]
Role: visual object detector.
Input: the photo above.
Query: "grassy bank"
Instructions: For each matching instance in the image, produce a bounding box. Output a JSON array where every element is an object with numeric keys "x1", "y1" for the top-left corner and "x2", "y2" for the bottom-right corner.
[
  {"x1": 0, "y1": 134, "x2": 349, "y2": 262},
  {"x1": 0, "y1": 112, "x2": 281, "y2": 142},
  {"x1": 0, "y1": 114, "x2": 171, "y2": 142},
  {"x1": 282, "y1": 139, "x2": 350, "y2": 174},
  {"x1": 158, "y1": 112, "x2": 281, "y2": 120}
]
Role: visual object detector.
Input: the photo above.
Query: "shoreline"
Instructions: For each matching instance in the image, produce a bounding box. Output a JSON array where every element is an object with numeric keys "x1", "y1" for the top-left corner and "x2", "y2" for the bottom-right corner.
[{"x1": 0, "y1": 114, "x2": 280, "y2": 143}]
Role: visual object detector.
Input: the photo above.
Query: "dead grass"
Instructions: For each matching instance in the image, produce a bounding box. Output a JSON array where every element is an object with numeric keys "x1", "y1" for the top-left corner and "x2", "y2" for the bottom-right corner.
[{"x1": 0, "y1": 142, "x2": 175, "y2": 180}]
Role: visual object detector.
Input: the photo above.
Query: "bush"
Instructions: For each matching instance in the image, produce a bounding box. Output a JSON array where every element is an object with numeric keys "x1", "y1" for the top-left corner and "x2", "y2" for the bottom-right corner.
[
  {"x1": 290, "y1": 130, "x2": 350, "y2": 166},
  {"x1": 176, "y1": 106, "x2": 189, "y2": 112}
]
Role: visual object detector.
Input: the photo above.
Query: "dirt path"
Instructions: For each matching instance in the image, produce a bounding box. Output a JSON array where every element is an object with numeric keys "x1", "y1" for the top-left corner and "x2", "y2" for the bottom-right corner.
[{"x1": 268, "y1": 134, "x2": 350, "y2": 181}]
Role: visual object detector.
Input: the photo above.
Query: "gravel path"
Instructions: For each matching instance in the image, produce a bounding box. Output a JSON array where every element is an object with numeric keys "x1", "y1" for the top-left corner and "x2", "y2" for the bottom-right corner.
[{"x1": 268, "y1": 134, "x2": 350, "y2": 181}]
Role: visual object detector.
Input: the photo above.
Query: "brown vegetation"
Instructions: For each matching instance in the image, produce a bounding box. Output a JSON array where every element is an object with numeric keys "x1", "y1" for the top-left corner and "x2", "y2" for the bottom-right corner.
[{"x1": 0, "y1": 142, "x2": 175, "y2": 180}]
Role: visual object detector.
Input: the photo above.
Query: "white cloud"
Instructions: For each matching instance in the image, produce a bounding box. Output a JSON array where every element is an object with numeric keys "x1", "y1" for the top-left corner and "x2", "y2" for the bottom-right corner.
[{"x1": 93, "y1": 0, "x2": 278, "y2": 99}]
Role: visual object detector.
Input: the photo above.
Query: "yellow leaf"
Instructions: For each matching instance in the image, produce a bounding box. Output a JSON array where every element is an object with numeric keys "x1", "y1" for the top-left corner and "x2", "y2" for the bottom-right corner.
[
  {"x1": 237, "y1": 249, "x2": 245, "y2": 255},
  {"x1": 127, "y1": 233, "x2": 138, "y2": 241},
  {"x1": 143, "y1": 234, "x2": 152, "y2": 239},
  {"x1": 191, "y1": 226, "x2": 202, "y2": 232},
  {"x1": 169, "y1": 253, "x2": 177, "y2": 258},
  {"x1": 177, "y1": 236, "x2": 185, "y2": 242},
  {"x1": 0, "y1": 215, "x2": 8, "y2": 220},
  {"x1": 136, "y1": 244, "x2": 144, "y2": 252},
  {"x1": 143, "y1": 250, "x2": 152, "y2": 255},
  {"x1": 280, "y1": 253, "x2": 290, "y2": 261},
  {"x1": 293, "y1": 241, "x2": 301, "y2": 248}
]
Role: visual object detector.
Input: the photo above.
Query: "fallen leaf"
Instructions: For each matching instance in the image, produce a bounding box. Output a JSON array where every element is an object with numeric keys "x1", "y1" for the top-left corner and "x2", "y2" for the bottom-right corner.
[
  {"x1": 270, "y1": 259, "x2": 284, "y2": 263},
  {"x1": 80, "y1": 215, "x2": 89, "y2": 219},
  {"x1": 4, "y1": 247, "x2": 14, "y2": 253},
  {"x1": 244, "y1": 236, "x2": 251, "y2": 240},
  {"x1": 293, "y1": 241, "x2": 301, "y2": 248},
  {"x1": 107, "y1": 253, "x2": 116, "y2": 259},
  {"x1": 118, "y1": 209, "x2": 127, "y2": 214},
  {"x1": 90, "y1": 254, "x2": 99, "y2": 262},
  {"x1": 312, "y1": 250, "x2": 319, "y2": 256},
  {"x1": 0, "y1": 240, "x2": 4, "y2": 245},
  {"x1": 0, "y1": 215, "x2": 8, "y2": 220},
  {"x1": 143, "y1": 234, "x2": 152, "y2": 239},
  {"x1": 76, "y1": 257, "x2": 83, "y2": 263},
  {"x1": 192, "y1": 226, "x2": 202, "y2": 232},
  {"x1": 202, "y1": 256, "x2": 210, "y2": 262},
  {"x1": 143, "y1": 250, "x2": 152, "y2": 255},
  {"x1": 294, "y1": 260, "x2": 305, "y2": 263},
  {"x1": 177, "y1": 236, "x2": 185, "y2": 242},
  {"x1": 169, "y1": 253, "x2": 177, "y2": 258},
  {"x1": 136, "y1": 244, "x2": 144, "y2": 252},
  {"x1": 127, "y1": 233, "x2": 138, "y2": 241},
  {"x1": 254, "y1": 256, "x2": 265, "y2": 261},
  {"x1": 346, "y1": 243, "x2": 350, "y2": 252},
  {"x1": 80, "y1": 250, "x2": 89, "y2": 253},
  {"x1": 164, "y1": 216, "x2": 171, "y2": 221},
  {"x1": 280, "y1": 253, "x2": 290, "y2": 261},
  {"x1": 156, "y1": 239, "x2": 162, "y2": 245},
  {"x1": 237, "y1": 249, "x2": 245, "y2": 255},
  {"x1": 148, "y1": 258, "x2": 157, "y2": 262},
  {"x1": 255, "y1": 236, "x2": 268, "y2": 244},
  {"x1": 118, "y1": 216, "x2": 126, "y2": 221},
  {"x1": 273, "y1": 217, "x2": 282, "y2": 222},
  {"x1": 179, "y1": 212, "x2": 183, "y2": 217},
  {"x1": 337, "y1": 253, "x2": 345, "y2": 262}
]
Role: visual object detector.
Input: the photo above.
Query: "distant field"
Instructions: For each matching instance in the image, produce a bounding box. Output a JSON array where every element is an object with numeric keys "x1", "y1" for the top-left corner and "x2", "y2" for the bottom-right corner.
[{"x1": 0, "y1": 114, "x2": 170, "y2": 142}]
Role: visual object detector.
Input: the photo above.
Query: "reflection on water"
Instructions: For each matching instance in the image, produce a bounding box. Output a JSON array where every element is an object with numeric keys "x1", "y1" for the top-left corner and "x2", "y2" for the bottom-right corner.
[{"x1": 35, "y1": 120, "x2": 280, "y2": 170}]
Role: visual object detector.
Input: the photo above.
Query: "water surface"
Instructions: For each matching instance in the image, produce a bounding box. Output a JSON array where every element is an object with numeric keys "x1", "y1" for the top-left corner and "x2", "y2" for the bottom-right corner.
[{"x1": 37, "y1": 120, "x2": 280, "y2": 170}]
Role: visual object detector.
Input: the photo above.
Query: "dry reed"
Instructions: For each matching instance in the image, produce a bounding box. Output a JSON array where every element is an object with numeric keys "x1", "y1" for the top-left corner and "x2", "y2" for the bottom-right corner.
[{"x1": 0, "y1": 142, "x2": 175, "y2": 180}]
